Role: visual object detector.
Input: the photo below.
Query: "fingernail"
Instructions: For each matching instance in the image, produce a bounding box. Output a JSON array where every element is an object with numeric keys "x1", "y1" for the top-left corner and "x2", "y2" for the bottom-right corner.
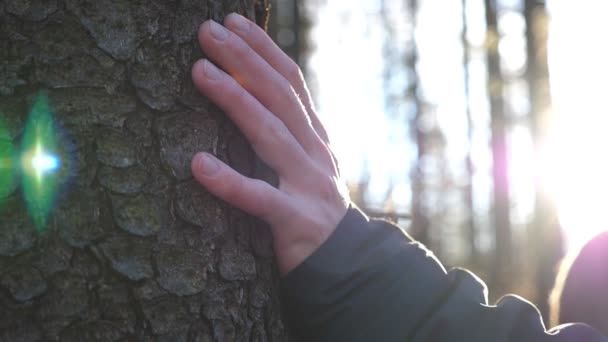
[
  {"x1": 195, "y1": 153, "x2": 220, "y2": 176},
  {"x1": 227, "y1": 13, "x2": 250, "y2": 32},
  {"x1": 202, "y1": 59, "x2": 222, "y2": 80},
  {"x1": 209, "y1": 20, "x2": 229, "y2": 41}
]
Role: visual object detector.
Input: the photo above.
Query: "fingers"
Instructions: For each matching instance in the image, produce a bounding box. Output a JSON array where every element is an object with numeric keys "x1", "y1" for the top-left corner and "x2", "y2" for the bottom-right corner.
[
  {"x1": 191, "y1": 152, "x2": 285, "y2": 223},
  {"x1": 191, "y1": 59, "x2": 312, "y2": 178},
  {"x1": 197, "y1": 20, "x2": 323, "y2": 152},
  {"x1": 223, "y1": 13, "x2": 330, "y2": 143}
]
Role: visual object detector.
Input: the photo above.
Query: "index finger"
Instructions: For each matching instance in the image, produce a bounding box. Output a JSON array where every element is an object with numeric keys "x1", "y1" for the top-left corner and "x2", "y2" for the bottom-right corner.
[{"x1": 224, "y1": 13, "x2": 330, "y2": 143}]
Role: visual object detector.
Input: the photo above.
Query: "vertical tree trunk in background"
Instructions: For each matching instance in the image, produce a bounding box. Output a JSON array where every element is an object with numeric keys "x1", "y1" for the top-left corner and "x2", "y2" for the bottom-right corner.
[
  {"x1": 484, "y1": 0, "x2": 512, "y2": 295},
  {"x1": 525, "y1": 0, "x2": 563, "y2": 322},
  {"x1": 268, "y1": 0, "x2": 301, "y2": 64},
  {"x1": 0, "y1": 1, "x2": 291, "y2": 341},
  {"x1": 407, "y1": 0, "x2": 431, "y2": 246},
  {"x1": 461, "y1": 0, "x2": 479, "y2": 266}
]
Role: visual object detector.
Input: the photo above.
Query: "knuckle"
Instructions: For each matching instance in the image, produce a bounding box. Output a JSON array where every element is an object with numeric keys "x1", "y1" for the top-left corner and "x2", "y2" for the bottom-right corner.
[
  {"x1": 223, "y1": 174, "x2": 244, "y2": 205},
  {"x1": 312, "y1": 171, "x2": 340, "y2": 202},
  {"x1": 249, "y1": 179, "x2": 273, "y2": 218},
  {"x1": 254, "y1": 116, "x2": 294, "y2": 156},
  {"x1": 274, "y1": 77, "x2": 295, "y2": 101},
  {"x1": 249, "y1": 113, "x2": 276, "y2": 149},
  {"x1": 259, "y1": 114, "x2": 277, "y2": 137},
  {"x1": 286, "y1": 62, "x2": 304, "y2": 85},
  {"x1": 272, "y1": 78, "x2": 304, "y2": 115},
  {"x1": 226, "y1": 80, "x2": 251, "y2": 109},
  {"x1": 233, "y1": 82, "x2": 249, "y2": 104},
  {"x1": 269, "y1": 121, "x2": 292, "y2": 146},
  {"x1": 246, "y1": 23, "x2": 263, "y2": 44}
]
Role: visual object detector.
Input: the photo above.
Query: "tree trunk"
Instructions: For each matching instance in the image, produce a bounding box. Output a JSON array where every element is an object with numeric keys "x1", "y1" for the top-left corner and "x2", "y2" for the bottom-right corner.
[
  {"x1": 460, "y1": 0, "x2": 479, "y2": 267},
  {"x1": 524, "y1": 0, "x2": 563, "y2": 322},
  {"x1": 407, "y1": 0, "x2": 431, "y2": 246},
  {"x1": 0, "y1": 1, "x2": 291, "y2": 341},
  {"x1": 484, "y1": 0, "x2": 512, "y2": 296}
]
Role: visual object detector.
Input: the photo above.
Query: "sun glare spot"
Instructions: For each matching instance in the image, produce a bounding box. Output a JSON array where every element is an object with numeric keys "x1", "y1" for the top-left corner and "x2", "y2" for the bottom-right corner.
[
  {"x1": 32, "y1": 151, "x2": 59, "y2": 174},
  {"x1": 543, "y1": 110, "x2": 608, "y2": 251},
  {"x1": 547, "y1": 1, "x2": 608, "y2": 251}
]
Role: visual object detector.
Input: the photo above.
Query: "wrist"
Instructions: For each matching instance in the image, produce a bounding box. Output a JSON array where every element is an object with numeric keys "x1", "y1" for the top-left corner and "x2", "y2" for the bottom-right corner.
[{"x1": 276, "y1": 203, "x2": 349, "y2": 276}]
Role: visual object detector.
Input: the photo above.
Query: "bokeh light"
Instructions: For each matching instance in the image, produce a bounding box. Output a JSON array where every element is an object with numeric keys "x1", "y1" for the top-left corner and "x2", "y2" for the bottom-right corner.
[{"x1": 20, "y1": 91, "x2": 61, "y2": 231}]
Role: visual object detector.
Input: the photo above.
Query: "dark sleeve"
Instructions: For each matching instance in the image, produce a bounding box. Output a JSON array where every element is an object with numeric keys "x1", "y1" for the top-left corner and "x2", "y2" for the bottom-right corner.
[{"x1": 281, "y1": 206, "x2": 607, "y2": 342}]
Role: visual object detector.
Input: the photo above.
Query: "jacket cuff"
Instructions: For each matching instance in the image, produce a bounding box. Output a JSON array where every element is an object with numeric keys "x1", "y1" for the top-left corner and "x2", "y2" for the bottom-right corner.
[
  {"x1": 280, "y1": 205, "x2": 371, "y2": 337},
  {"x1": 282, "y1": 204, "x2": 369, "y2": 284}
]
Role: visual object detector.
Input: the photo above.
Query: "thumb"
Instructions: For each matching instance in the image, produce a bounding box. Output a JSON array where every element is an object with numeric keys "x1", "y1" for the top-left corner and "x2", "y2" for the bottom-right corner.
[{"x1": 191, "y1": 152, "x2": 282, "y2": 223}]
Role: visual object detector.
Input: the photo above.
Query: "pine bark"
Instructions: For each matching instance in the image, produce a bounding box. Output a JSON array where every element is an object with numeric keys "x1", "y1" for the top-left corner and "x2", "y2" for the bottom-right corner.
[{"x1": 0, "y1": 1, "x2": 291, "y2": 341}]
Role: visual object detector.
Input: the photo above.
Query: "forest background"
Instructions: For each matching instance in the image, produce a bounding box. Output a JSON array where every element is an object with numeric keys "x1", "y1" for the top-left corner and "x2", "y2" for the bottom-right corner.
[{"x1": 270, "y1": 0, "x2": 608, "y2": 322}]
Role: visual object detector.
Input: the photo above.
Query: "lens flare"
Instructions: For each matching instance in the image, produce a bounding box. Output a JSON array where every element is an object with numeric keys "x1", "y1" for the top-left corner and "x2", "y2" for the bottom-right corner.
[
  {"x1": 32, "y1": 152, "x2": 60, "y2": 173},
  {"x1": 0, "y1": 116, "x2": 17, "y2": 200},
  {"x1": 22, "y1": 143, "x2": 60, "y2": 180},
  {"x1": 21, "y1": 91, "x2": 60, "y2": 231}
]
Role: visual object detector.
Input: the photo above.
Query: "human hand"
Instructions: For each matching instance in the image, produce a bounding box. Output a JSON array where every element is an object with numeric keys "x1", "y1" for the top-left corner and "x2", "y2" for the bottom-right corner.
[{"x1": 190, "y1": 13, "x2": 350, "y2": 275}]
